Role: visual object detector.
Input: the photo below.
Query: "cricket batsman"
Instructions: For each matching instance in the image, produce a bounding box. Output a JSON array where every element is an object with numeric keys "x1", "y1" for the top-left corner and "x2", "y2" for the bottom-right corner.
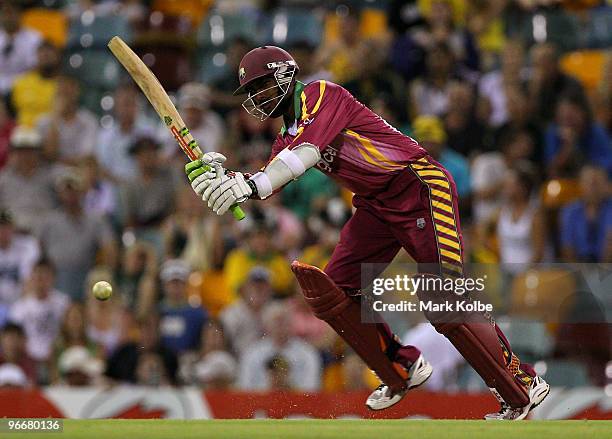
[{"x1": 185, "y1": 46, "x2": 550, "y2": 420}]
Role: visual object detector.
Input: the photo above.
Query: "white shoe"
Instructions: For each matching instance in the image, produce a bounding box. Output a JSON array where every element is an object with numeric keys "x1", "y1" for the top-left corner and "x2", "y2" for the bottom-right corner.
[
  {"x1": 484, "y1": 376, "x2": 550, "y2": 420},
  {"x1": 365, "y1": 354, "x2": 433, "y2": 411}
]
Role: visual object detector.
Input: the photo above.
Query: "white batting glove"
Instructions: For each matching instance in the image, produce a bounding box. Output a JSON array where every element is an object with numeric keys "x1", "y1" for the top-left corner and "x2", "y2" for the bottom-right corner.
[
  {"x1": 185, "y1": 152, "x2": 227, "y2": 197},
  {"x1": 203, "y1": 169, "x2": 252, "y2": 215}
]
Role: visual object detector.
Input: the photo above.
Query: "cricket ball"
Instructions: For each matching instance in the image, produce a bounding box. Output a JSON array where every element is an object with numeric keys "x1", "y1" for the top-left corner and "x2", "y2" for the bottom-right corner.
[{"x1": 93, "y1": 281, "x2": 113, "y2": 301}]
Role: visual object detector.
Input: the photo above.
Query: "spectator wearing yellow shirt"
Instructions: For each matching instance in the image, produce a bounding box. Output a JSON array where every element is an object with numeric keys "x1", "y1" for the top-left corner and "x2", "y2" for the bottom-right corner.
[
  {"x1": 224, "y1": 224, "x2": 293, "y2": 297},
  {"x1": 10, "y1": 40, "x2": 60, "y2": 127}
]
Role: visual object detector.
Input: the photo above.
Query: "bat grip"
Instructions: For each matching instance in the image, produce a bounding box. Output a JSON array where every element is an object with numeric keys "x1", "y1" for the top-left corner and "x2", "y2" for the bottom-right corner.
[{"x1": 201, "y1": 164, "x2": 246, "y2": 221}]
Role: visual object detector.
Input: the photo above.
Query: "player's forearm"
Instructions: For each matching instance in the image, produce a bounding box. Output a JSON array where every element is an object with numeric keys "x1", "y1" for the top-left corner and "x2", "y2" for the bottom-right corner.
[{"x1": 248, "y1": 143, "x2": 321, "y2": 199}]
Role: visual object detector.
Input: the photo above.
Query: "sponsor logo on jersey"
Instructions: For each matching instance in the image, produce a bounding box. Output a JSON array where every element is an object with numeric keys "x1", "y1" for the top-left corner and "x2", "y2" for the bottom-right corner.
[{"x1": 316, "y1": 146, "x2": 338, "y2": 173}]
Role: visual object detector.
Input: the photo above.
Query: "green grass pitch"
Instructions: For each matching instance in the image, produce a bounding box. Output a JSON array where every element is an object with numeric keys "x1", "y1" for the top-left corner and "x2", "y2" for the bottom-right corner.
[{"x1": 5, "y1": 419, "x2": 611, "y2": 439}]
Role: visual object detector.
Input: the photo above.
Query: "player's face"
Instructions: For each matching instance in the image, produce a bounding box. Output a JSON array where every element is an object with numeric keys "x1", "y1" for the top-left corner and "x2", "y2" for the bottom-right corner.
[{"x1": 247, "y1": 77, "x2": 281, "y2": 114}]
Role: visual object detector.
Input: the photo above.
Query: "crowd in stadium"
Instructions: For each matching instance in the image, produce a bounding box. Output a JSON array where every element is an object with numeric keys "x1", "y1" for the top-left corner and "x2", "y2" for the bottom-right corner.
[{"x1": 0, "y1": 0, "x2": 610, "y2": 392}]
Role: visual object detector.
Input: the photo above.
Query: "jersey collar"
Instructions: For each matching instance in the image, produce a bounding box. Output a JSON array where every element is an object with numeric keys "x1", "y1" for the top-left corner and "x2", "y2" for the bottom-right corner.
[{"x1": 280, "y1": 80, "x2": 305, "y2": 136}]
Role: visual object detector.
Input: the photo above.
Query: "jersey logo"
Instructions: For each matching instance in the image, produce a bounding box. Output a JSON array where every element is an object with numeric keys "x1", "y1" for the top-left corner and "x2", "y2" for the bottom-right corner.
[{"x1": 316, "y1": 146, "x2": 338, "y2": 173}]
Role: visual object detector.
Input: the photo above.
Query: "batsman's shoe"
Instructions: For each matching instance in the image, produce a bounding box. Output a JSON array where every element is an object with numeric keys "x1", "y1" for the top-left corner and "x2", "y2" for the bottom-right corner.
[
  {"x1": 365, "y1": 354, "x2": 433, "y2": 411},
  {"x1": 484, "y1": 375, "x2": 550, "y2": 420}
]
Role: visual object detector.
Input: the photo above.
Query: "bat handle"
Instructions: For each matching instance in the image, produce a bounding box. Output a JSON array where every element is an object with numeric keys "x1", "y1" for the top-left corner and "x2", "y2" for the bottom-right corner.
[{"x1": 201, "y1": 164, "x2": 246, "y2": 221}]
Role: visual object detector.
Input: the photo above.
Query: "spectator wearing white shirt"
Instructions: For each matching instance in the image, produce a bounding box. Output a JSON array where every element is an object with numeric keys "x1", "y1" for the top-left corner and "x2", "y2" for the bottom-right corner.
[
  {"x1": 0, "y1": 2, "x2": 42, "y2": 96},
  {"x1": 0, "y1": 209, "x2": 39, "y2": 306},
  {"x1": 238, "y1": 301, "x2": 321, "y2": 391},
  {"x1": 9, "y1": 258, "x2": 70, "y2": 366},
  {"x1": 0, "y1": 127, "x2": 59, "y2": 234},
  {"x1": 96, "y1": 84, "x2": 157, "y2": 182},
  {"x1": 39, "y1": 169, "x2": 117, "y2": 300},
  {"x1": 37, "y1": 75, "x2": 98, "y2": 164},
  {"x1": 219, "y1": 267, "x2": 273, "y2": 357},
  {"x1": 160, "y1": 82, "x2": 225, "y2": 162}
]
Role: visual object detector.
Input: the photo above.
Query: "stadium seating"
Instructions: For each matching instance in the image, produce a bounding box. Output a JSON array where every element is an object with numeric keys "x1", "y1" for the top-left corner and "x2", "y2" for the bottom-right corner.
[
  {"x1": 510, "y1": 269, "x2": 576, "y2": 321},
  {"x1": 261, "y1": 9, "x2": 324, "y2": 47},
  {"x1": 496, "y1": 316, "x2": 554, "y2": 363},
  {"x1": 197, "y1": 11, "x2": 260, "y2": 48},
  {"x1": 541, "y1": 360, "x2": 591, "y2": 387},
  {"x1": 64, "y1": 50, "x2": 121, "y2": 89},
  {"x1": 67, "y1": 12, "x2": 132, "y2": 50}
]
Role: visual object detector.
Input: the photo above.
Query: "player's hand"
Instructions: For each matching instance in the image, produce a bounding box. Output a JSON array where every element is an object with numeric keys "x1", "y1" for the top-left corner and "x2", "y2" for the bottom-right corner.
[
  {"x1": 185, "y1": 152, "x2": 227, "y2": 197},
  {"x1": 203, "y1": 170, "x2": 252, "y2": 215}
]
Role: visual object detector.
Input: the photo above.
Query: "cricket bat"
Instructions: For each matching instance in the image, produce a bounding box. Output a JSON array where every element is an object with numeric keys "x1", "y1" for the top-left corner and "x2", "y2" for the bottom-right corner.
[{"x1": 107, "y1": 36, "x2": 245, "y2": 220}]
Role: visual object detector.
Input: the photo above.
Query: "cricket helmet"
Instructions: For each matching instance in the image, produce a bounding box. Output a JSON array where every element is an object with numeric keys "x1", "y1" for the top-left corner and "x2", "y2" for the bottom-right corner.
[{"x1": 233, "y1": 46, "x2": 299, "y2": 121}]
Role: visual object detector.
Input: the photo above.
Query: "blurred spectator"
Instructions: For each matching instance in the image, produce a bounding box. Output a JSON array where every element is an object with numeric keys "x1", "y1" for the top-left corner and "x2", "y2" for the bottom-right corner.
[
  {"x1": 192, "y1": 320, "x2": 237, "y2": 389},
  {"x1": 238, "y1": 302, "x2": 321, "y2": 391},
  {"x1": 0, "y1": 322, "x2": 35, "y2": 384},
  {"x1": 11, "y1": 40, "x2": 60, "y2": 127},
  {"x1": 116, "y1": 241, "x2": 157, "y2": 319},
  {"x1": 53, "y1": 303, "x2": 100, "y2": 369},
  {"x1": 0, "y1": 99, "x2": 14, "y2": 169},
  {"x1": 0, "y1": 208, "x2": 40, "y2": 305},
  {"x1": 544, "y1": 93, "x2": 612, "y2": 178},
  {"x1": 39, "y1": 169, "x2": 117, "y2": 300},
  {"x1": 85, "y1": 267, "x2": 124, "y2": 356},
  {"x1": 255, "y1": 199, "x2": 304, "y2": 259},
  {"x1": 159, "y1": 259, "x2": 208, "y2": 355},
  {"x1": 106, "y1": 313, "x2": 178, "y2": 384},
  {"x1": 528, "y1": 43, "x2": 586, "y2": 127},
  {"x1": 300, "y1": 213, "x2": 342, "y2": 269},
  {"x1": 493, "y1": 86, "x2": 542, "y2": 165},
  {"x1": 466, "y1": 0, "x2": 506, "y2": 69},
  {"x1": 120, "y1": 136, "x2": 178, "y2": 256},
  {"x1": 160, "y1": 82, "x2": 225, "y2": 161},
  {"x1": 163, "y1": 186, "x2": 216, "y2": 271},
  {"x1": 343, "y1": 41, "x2": 408, "y2": 123},
  {"x1": 560, "y1": 165, "x2": 612, "y2": 263},
  {"x1": 80, "y1": 155, "x2": 118, "y2": 220},
  {"x1": 290, "y1": 40, "x2": 332, "y2": 84},
  {"x1": 495, "y1": 163, "x2": 546, "y2": 279},
  {"x1": 220, "y1": 266, "x2": 273, "y2": 357},
  {"x1": 224, "y1": 224, "x2": 294, "y2": 296},
  {"x1": 402, "y1": 322, "x2": 464, "y2": 391},
  {"x1": 478, "y1": 42, "x2": 526, "y2": 128},
  {"x1": 96, "y1": 84, "x2": 157, "y2": 182},
  {"x1": 0, "y1": 1, "x2": 42, "y2": 96},
  {"x1": 227, "y1": 106, "x2": 281, "y2": 168},
  {"x1": 315, "y1": 7, "x2": 370, "y2": 84},
  {"x1": 410, "y1": 42, "x2": 462, "y2": 118},
  {"x1": 412, "y1": 115, "x2": 471, "y2": 199},
  {"x1": 287, "y1": 292, "x2": 335, "y2": 351},
  {"x1": 280, "y1": 168, "x2": 339, "y2": 221},
  {"x1": 37, "y1": 74, "x2": 98, "y2": 164},
  {"x1": 419, "y1": 0, "x2": 480, "y2": 75},
  {"x1": 443, "y1": 81, "x2": 487, "y2": 156},
  {"x1": 57, "y1": 346, "x2": 103, "y2": 386},
  {"x1": 135, "y1": 351, "x2": 171, "y2": 386},
  {"x1": 0, "y1": 363, "x2": 28, "y2": 388},
  {"x1": 209, "y1": 37, "x2": 252, "y2": 118},
  {"x1": 0, "y1": 126, "x2": 58, "y2": 233},
  {"x1": 471, "y1": 129, "x2": 536, "y2": 225},
  {"x1": 9, "y1": 258, "x2": 70, "y2": 368}
]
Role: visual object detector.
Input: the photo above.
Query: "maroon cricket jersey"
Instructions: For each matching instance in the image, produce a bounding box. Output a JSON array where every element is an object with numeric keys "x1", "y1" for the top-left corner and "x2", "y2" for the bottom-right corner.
[{"x1": 269, "y1": 80, "x2": 427, "y2": 197}]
